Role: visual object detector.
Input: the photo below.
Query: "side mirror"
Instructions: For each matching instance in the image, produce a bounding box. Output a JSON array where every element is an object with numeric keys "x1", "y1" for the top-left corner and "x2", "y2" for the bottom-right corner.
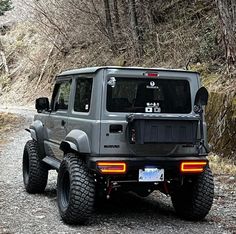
[
  {"x1": 194, "y1": 87, "x2": 209, "y2": 106},
  {"x1": 35, "y1": 97, "x2": 49, "y2": 113}
]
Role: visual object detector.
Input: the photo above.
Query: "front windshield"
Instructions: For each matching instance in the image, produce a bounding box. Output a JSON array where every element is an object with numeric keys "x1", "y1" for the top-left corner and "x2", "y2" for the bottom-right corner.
[{"x1": 106, "y1": 77, "x2": 191, "y2": 114}]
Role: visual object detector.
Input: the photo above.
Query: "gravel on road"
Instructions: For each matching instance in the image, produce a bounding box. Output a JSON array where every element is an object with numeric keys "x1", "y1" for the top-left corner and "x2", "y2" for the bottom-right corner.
[{"x1": 0, "y1": 107, "x2": 235, "y2": 234}]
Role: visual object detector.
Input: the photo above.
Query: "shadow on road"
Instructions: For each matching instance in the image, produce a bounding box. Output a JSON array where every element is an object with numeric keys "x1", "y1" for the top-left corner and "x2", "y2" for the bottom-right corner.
[
  {"x1": 95, "y1": 191, "x2": 175, "y2": 216},
  {"x1": 44, "y1": 187, "x2": 57, "y2": 199},
  {"x1": 43, "y1": 186, "x2": 176, "y2": 222}
]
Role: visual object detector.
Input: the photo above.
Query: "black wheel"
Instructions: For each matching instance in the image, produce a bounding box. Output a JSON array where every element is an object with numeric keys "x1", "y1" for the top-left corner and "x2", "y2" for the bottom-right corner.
[
  {"x1": 171, "y1": 166, "x2": 214, "y2": 221},
  {"x1": 22, "y1": 140, "x2": 48, "y2": 193},
  {"x1": 132, "y1": 187, "x2": 153, "y2": 197},
  {"x1": 135, "y1": 190, "x2": 152, "y2": 197},
  {"x1": 57, "y1": 153, "x2": 95, "y2": 225}
]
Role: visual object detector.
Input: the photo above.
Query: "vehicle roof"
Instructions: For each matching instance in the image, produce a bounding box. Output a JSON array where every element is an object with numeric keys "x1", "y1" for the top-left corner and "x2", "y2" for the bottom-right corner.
[{"x1": 57, "y1": 66, "x2": 199, "y2": 77}]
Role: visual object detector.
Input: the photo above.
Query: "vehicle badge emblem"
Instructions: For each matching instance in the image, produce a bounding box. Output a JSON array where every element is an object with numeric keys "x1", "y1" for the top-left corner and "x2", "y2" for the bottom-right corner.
[{"x1": 150, "y1": 81, "x2": 155, "y2": 87}]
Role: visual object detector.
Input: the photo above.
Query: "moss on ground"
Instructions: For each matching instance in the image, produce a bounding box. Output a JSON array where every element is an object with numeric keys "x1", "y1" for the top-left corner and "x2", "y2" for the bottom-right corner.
[
  {"x1": 206, "y1": 91, "x2": 236, "y2": 159},
  {"x1": 209, "y1": 154, "x2": 236, "y2": 175}
]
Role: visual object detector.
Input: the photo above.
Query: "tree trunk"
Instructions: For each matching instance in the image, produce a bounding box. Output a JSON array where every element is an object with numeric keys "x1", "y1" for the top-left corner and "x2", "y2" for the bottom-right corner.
[
  {"x1": 113, "y1": 0, "x2": 120, "y2": 30},
  {"x1": 103, "y1": 0, "x2": 117, "y2": 52},
  {"x1": 137, "y1": 0, "x2": 155, "y2": 41},
  {"x1": 35, "y1": 41, "x2": 55, "y2": 90},
  {"x1": 216, "y1": 0, "x2": 236, "y2": 75},
  {"x1": 0, "y1": 40, "x2": 9, "y2": 75},
  {"x1": 120, "y1": 0, "x2": 129, "y2": 22},
  {"x1": 128, "y1": 0, "x2": 144, "y2": 57},
  {"x1": 146, "y1": 0, "x2": 156, "y2": 32}
]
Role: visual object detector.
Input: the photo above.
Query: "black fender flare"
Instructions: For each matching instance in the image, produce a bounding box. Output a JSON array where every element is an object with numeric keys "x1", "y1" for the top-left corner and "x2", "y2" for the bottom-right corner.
[
  {"x1": 60, "y1": 129, "x2": 91, "y2": 154},
  {"x1": 25, "y1": 120, "x2": 46, "y2": 158}
]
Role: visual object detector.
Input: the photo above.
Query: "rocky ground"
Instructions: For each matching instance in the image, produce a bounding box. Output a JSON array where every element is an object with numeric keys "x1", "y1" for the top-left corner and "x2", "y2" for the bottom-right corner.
[{"x1": 0, "y1": 107, "x2": 235, "y2": 234}]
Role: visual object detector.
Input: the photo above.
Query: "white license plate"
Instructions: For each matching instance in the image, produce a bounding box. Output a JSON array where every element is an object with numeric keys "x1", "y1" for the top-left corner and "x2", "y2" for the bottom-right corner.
[{"x1": 138, "y1": 168, "x2": 164, "y2": 182}]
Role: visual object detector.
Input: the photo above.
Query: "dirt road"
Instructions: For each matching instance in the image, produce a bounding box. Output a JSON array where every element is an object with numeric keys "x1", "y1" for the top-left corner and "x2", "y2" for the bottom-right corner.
[{"x1": 0, "y1": 107, "x2": 235, "y2": 234}]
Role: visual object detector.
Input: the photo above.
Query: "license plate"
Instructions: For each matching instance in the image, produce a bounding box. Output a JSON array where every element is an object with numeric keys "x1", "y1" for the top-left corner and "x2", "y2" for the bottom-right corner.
[{"x1": 138, "y1": 168, "x2": 164, "y2": 182}]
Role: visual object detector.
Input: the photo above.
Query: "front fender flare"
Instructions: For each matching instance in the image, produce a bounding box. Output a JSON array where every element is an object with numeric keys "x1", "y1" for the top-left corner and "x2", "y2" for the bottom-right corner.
[{"x1": 26, "y1": 120, "x2": 46, "y2": 158}]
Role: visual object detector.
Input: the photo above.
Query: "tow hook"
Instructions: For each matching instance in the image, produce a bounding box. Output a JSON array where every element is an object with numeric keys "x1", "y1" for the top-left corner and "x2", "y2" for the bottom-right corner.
[
  {"x1": 105, "y1": 180, "x2": 120, "y2": 199},
  {"x1": 163, "y1": 181, "x2": 170, "y2": 196}
]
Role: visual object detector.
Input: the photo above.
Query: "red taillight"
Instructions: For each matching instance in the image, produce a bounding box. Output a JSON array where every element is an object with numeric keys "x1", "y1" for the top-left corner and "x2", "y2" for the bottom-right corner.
[
  {"x1": 144, "y1": 72, "x2": 159, "y2": 77},
  {"x1": 180, "y1": 161, "x2": 207, "y2": 173},
  {"x1": 97, "y1": 162, "x2": 126, "y2": 174}
]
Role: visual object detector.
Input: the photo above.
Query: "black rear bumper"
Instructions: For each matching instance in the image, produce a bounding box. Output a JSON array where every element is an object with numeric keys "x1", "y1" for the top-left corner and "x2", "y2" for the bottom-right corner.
[{"x1": 87, "y1": 155, "x2": 208, "y2": 179}]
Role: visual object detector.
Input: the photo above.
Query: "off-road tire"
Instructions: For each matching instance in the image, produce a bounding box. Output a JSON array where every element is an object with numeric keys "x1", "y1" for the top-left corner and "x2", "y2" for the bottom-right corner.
[
  {"x1": 171, "y1": 166, "x2": 214, "y2": 221},
  {"x1": 57, "y1": 153, "x2": 95, "y2": 225},
  {"x1": 135, "y1": 190, "x2": 152, "y2": 197},
  {"x1": 23, "y1": 140, "x2": 48, "y2": 193}
]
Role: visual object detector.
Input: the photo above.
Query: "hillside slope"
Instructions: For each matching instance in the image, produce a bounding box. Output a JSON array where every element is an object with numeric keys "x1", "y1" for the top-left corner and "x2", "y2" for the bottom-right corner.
[{"x1": 0, "y1": 0, "x2": 235, "y2": 158}]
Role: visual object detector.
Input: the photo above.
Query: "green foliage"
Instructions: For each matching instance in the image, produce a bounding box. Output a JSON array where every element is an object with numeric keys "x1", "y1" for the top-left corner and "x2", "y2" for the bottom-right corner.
[
  {"x1": 190, "y1": 63, "x2": 219, "y2": 86},
  {"x1": 0, "y1": 74, "x2": 11, "y2": 93},
  {"x1": 197, "y1": 20, "x2": 223, "y2": 62},
  {"x1": 0, "y1": 0, "x2": 12, "y2": 16}
]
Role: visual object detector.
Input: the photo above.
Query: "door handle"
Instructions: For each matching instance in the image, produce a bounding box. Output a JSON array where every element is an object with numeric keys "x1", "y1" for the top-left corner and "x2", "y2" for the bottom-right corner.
[
  {"x1": 109, "y1": 124, "x2": 123, "y2": 133},
  {"x1": 61, "y1": 120, "x2": 66, "y2": 126}
]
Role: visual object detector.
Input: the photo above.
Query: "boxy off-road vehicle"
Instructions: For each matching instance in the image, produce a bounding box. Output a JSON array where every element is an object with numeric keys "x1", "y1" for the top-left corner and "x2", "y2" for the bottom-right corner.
[{"x1": 23, "y1": 66, "x2": 214, "y2": 224}]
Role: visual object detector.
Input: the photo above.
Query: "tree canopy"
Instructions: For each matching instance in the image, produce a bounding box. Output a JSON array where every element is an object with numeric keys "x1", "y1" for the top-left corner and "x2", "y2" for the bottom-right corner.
[{"x1": 0, "y1": 0, "x2": 12, "y2": 16}]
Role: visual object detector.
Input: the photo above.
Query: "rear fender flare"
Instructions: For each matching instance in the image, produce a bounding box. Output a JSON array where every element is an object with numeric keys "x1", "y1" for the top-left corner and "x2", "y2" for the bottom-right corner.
[
  {"x1": 26, "y1": 128, "x2": 37, "y2": 141},
  {"x1": 60, "y1": 129, "x2": 91, "y2": 154}
]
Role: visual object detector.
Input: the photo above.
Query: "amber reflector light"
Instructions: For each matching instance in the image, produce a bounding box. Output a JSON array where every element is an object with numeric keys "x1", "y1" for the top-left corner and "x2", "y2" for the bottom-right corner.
[
  {"x1": 180, "y1": 161, "x2": 207, "y2": 173},
  {"x1": 97, "y1": 162, "x2": 126, "y2": 174}
]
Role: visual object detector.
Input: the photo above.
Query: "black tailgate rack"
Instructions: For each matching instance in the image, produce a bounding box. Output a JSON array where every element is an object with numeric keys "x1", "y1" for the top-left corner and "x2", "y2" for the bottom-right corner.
[{"x1": 127, "y1": 114, "x2": 199, "y2": 145}]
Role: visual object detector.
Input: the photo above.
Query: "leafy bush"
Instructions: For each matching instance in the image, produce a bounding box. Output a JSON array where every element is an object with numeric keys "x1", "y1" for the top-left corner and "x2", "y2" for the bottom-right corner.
[{"x1": 0, "y1": 0, "x2": 12, "y2": 16}]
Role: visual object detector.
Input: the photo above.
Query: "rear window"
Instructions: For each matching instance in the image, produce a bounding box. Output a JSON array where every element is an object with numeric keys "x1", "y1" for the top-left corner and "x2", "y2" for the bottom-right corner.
[
  {"x1": 106, "y1": 78, "x2": 191, "y2": 113},
  {"x1": 74, "y1": 78, "x2": 93, "y2": 112}
]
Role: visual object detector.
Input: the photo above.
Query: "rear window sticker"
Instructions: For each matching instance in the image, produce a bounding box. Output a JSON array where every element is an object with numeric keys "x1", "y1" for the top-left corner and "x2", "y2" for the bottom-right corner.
[{"x1": 107, "y1": 77, "x2": 116, "y2": 88}]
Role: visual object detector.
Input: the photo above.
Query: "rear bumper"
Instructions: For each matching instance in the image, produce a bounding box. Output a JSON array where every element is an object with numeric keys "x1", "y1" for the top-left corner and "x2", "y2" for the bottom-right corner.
[{"x1": 87, "y1": 155, "x2": 208, "y2": 179}]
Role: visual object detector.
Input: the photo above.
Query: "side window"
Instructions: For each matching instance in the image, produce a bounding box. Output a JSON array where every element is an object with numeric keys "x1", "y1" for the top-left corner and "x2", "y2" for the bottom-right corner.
[
  {"x1": 53, "y1": 81, "x2": 71, "y2": 111},
  {"x1": 74, "y1": 78, "x2": 93, "y2": 112}
]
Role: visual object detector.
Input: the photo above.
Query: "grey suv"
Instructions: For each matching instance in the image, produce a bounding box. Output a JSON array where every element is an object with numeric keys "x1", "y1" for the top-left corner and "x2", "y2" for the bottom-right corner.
[{"x1": 23, "y1": 66, "x2": 214, "y2": 224}]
